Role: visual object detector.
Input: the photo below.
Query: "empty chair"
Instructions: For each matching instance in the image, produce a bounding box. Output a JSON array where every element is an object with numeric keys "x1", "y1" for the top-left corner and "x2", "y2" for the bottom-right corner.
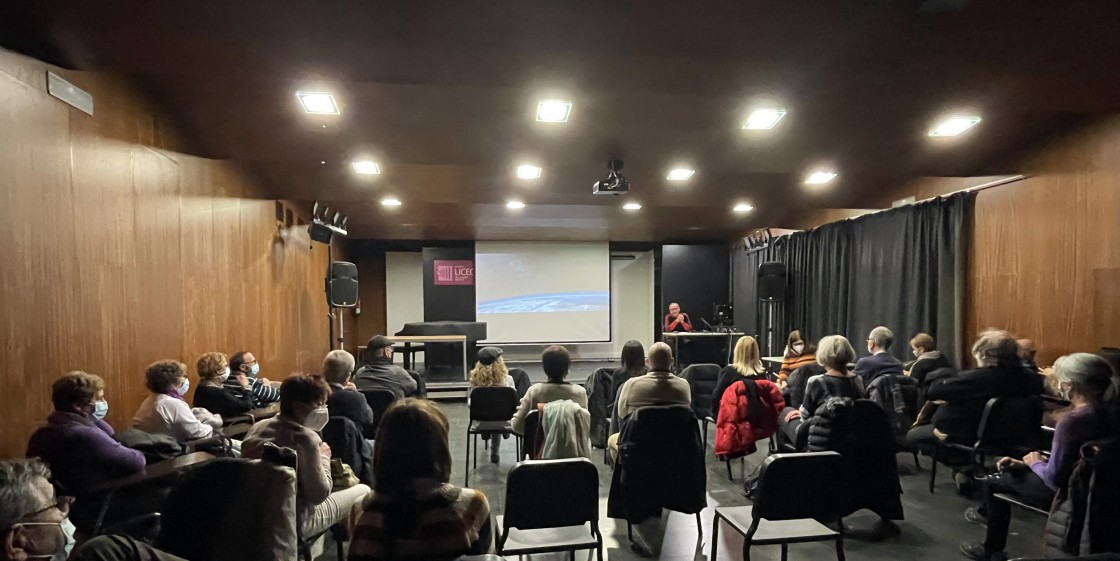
[
  {"x1": 929, "y1": 396, "x2": 1043, "y2": 493},
  {"x1": 712, "y1": 452, "x2": 846, "y2": 561},
  {"x1": 465, "y1": 386, "x2": 520, "y2": 485},
  {"x1": 681, "y1": 363, "x2": 721, "y2": 444},
  {"x1": 359, "y1": 388, "x2": 398, "y2": 439},
  {"x1": 497, "y1": 458, "x2": 603, "y2": 561}
]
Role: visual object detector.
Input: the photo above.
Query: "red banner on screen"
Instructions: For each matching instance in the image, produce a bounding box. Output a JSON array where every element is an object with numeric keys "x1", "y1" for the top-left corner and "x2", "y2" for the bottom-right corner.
[{"x1": 433, "y1": 260, "x2": 475, "y2": 286}]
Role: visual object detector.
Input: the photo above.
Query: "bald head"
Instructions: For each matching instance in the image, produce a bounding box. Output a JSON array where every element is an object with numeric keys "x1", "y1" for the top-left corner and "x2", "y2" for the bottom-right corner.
[
  {"x1": 648, "y1": 342, "x2": 674, "y2": 372},
  {"x1": 1017, "y1": 339, "x2": 1037, "y2": 360}
]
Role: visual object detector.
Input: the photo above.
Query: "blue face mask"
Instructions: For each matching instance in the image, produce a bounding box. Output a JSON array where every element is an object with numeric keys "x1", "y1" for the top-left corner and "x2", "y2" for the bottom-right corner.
[
  {"x1": 177, "y1": 379, "x2": 190, "y2": 395},
  {"x1": 249, "y1": 363, "x2": 260, "y2": 377},
  {"x1": 92, "y1": 400, "x2": 109, "y2": 420}
]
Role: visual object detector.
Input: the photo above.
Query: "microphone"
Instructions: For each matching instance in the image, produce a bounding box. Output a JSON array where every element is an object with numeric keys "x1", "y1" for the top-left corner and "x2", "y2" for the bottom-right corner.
[{"x1": 701, "y1": 317, "x2": 714, "y2": 331}]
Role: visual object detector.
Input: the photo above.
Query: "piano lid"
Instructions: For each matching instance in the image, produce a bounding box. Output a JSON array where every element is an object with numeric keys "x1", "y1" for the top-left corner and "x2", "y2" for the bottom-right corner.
[{"x1": 395, "y1": 321, "x2": 487, "y2": 340}]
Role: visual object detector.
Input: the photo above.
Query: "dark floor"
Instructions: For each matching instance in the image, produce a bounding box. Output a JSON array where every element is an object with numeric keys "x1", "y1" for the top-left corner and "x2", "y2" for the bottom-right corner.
[{"x1": 325, "y1": 398, "x2": 1047, "y2": 561}]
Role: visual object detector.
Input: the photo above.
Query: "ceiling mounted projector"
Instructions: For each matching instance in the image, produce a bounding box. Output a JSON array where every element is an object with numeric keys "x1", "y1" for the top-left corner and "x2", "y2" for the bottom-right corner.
[{"x1": 593, "y1": 159, "x2": 630, "y2": 195}]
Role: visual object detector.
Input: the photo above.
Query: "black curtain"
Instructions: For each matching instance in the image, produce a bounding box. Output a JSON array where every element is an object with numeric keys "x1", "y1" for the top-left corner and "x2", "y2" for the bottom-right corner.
[{"x1": 732, "y1": 192, "x2": 973, "y2": 366}]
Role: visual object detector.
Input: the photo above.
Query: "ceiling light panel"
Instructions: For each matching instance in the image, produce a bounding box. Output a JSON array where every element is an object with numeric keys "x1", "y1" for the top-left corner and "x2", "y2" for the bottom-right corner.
[
  {"x1": 667, "y1": 168, "x2": 695, "y2": 181},
  {"x1": 743, "y1": 108, "x2": 786, "y2": 130},
  {"x1": 506, "y1": 201, "x2": 526, "y2": 209},
  {"x1": 352, "y1": 161, "x2": 381, "y2": 175},
  {"x1": 733, "y1": 203, "x2": 754, "y2": 213},
  {"x1": 622, "y1": 202, "x2": 642, "y2": 211},
  {"x1": 296, "y1": 92, "x2": 339, "y2": 115},
  {"x1": 929, "y1": 115, "x2": 981, "y2": 137},
  {"x1": 380, "y1": 197, "x2": 401, "y2": 207},
  {"x1": 516, "y1": 165, "x2": 542, "y2": 179},
  {"x1": 536, "y1": 100, "x2": 572, "y2": 123},
  {"x1": 804, "y1": 171, "x2": 838, "y2": 185}
]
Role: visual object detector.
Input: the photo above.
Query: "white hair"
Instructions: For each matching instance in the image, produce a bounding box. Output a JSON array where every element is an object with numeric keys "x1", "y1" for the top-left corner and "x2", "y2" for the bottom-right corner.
[
  {"x1": 0, "y1": 459, "x2": 52, "y2": 531},
  {"x1": 322, "y1": 350, "x2": 356, "y2": 384},
  {"x1": 869, "y1": 326, "x2": 894, "y2": 350}
]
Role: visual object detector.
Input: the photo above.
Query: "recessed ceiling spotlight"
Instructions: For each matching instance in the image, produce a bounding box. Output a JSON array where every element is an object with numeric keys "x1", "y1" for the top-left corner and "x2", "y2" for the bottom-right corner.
[
  {"x1": 516, "y1": 165, "x2": 542, "y2": 179},
  {"x1": 733, "y1": 203, "x2": 754, "y2": 213},
  {"x1": 804, "y1": 170, "x2": 838, "y2": 185},
  {"x1": 352, "y1": 160, "x2": 381, "y2": 175},
  {"x1": 380, "y1": 197, "x2": 401, "y2": 207},
  {"x1": 743, "y1": 108, "x2": 787, "y2": 130},
  {"x1": 296, "y1": 92, "x2": 340, "y2": 115},
  {"x1": 506, "y1": 200, "x2": 526, "y2": 209},
  {"x1": 622, "y1": 202, "x2": 642, "y2": 211},
  {"x1": 667, "y1": 168, "x2": 695, "y2": 181},
  {"x1": 929, "y1": 115, "x2": 982, "y2": 137},
  {"x1": 536, "y1": 100, "x2": 572, "y2": 123}
]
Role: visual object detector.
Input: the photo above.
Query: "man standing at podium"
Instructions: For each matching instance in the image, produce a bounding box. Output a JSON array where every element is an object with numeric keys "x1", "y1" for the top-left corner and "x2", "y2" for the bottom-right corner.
[{"x1": 664, "y1": 302, "x2": 693, "y2": 333}]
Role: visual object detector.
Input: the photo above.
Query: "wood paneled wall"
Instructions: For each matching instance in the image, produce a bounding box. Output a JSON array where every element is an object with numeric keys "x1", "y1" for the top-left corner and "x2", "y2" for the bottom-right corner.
[
  {"x1": 965, "y1": 118, "x2": 1120, "y2": 366},
  {"x1": 0, "y1": 49, "x2": 336, "y2": 458}
]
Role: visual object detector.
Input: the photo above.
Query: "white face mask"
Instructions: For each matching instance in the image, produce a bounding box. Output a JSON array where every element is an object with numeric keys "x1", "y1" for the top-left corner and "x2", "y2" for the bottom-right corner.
[
  {"x1": 17, "y1": 516, "x2": 75, "y2": 560},
  {"x1": 219, "y1": 367, "x2": 231, "y2": 382},
  {"x1": 304, "y1": 406, "x2": 330, "y2": 432},
  {"x1": 792, "y1": 343, "x2": 805, "y2": 354}
]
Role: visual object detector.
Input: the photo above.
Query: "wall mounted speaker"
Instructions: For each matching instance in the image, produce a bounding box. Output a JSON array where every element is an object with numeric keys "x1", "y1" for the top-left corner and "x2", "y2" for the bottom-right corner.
[{"x1": 327, "y1": 261, "x2": 359, "y2": 307}]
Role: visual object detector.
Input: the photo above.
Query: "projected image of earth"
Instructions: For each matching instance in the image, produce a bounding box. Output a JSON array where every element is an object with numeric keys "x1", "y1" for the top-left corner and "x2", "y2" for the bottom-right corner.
[{"x1": 477, "y1": 291, "x2": 610, "y2": 314}]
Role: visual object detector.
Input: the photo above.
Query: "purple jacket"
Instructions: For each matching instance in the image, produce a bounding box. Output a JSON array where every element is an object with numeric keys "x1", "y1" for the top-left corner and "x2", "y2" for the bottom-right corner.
[
  {"x1": 26, "y1": 411, "x2": 146, "y2": 493},
  {"x1": 1032, "y1": 404, "x2": 1109, "y2": 490}
]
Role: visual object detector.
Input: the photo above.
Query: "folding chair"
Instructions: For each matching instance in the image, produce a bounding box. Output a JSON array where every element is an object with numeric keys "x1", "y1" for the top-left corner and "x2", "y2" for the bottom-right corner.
[
  {"x1": 359, "y1": 388, "x2": 398, "y2": 439},
  {"x1": 465, "y1": 386, "x2": 520, "y2": 485},
  {"x1": 929, "y1": 396, "x2": 1043, "y2": 493},
  {"x1": 712, "y1": 451, "x2": 846, "y2": 561},
  {"x1": 497, "y1": 458, "x2": 603, "y2": 561}
]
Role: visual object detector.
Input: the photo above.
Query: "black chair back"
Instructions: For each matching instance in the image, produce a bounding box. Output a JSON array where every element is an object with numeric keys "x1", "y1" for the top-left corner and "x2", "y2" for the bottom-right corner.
[
  {"x1": 752, "y1": 451, "x2": 844, "y2": 521},
  {"x1": 509, "y1": 368, "x2": 532, "y2": 399},
  {"x1": 504, "y1": 458, "x2": 599, "y2": 530},
  {"x1": 976, "y1": 395, "x2": 1043, "y2": 452},
  {"x1": 521, "y1": 409, "x2": 541, "y2": 460},
  {"x1": 469, "y1": 386, "x2": 519, "y2": 422},
  {"x1": 681, "y1": 363, "x2": 721, "y2": 418},
  {"x1": 359, "y1": 388, "x2": 398, "y2": 437}
]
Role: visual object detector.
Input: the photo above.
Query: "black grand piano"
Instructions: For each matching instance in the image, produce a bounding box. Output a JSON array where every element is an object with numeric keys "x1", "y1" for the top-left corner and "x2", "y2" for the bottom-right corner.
[{"x1": 392, "y1": 321, "x2": 487, "y2": 383}]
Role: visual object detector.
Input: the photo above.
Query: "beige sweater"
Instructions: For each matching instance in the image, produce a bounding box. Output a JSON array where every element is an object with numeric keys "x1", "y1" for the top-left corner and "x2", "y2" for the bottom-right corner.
[
  {"x1": 511, "y1": 382, "x2": 588, "y2": 434},
  {"x1": 242, "y1": 416, "x2": 332, "y2": 528},
  {"x1": 615, "y1": 371, "x2": 692, "y2": 419}
]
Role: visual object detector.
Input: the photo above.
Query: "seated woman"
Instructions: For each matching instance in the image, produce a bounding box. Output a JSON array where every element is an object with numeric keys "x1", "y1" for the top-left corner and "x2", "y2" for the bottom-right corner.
[
  {"x1": 192, "y1": 352, "x2": 255, "y2": 418},
  {"x1": 242, "y1": 374, "x2": 372, "y2": 538},
  {"x1": 610, "y1": 340, "x2": 648, "y2": 405},
  {"x1": 777, "y1": 330, "x2": 817, "y2": 387},
  {"x1": 511, "y1": 346, "x2": 588, "y2": 435},
  {"x1": 468, "y1": 346, "x2": 516, "y2": 464},
  {"x1": 132, "y1": 360, "x2": 221, "y2": 442},
  {"x1": 26, "y1": 372, "x2": 147, "y2": 529},
  {"x1": 906, "y1": 332, "x2": 953, "y2": 384},
  {"x1": 711, "y1": 335, "x2": 765, "y2": 420},
  {"x1": 959, "y1": 353, "x2": 1117, "y2": 561},
  {"x1": 349, "y1": 399, "x2": 493, "y2": 560},
  {"x1": 777, "y1": 335, "x2": 865, "y2": 448}
]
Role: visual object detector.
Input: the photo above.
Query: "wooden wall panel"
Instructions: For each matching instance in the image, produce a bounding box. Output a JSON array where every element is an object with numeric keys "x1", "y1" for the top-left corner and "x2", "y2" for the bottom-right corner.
[
  {"x1": 0, "y1": 49, "x2": 334, "y2": 458},
  {"x1": 965, "y1": 117, "x2": 1120, "y2": 366}
]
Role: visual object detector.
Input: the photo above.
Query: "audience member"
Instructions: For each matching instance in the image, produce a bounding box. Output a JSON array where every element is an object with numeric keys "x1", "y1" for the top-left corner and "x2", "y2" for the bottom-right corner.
[
  {"x1": 607, "y1": 342, "x2": 692, "y2": 457},
  {"x1": 0, "y1": 458, "x2": 189, "y2": 561},
  {"x1": 228, "y1": 351, "x2": 280, "y2": 407},
  {"x1": 906, "y1": 333, "x2": 954, "y2": 384},
  {"x1": 511, "y1": 346, "x2": 588, "y2": 434},
  {"x1": 192, "y1": 352, "x2": 255, "y2": 418},
  {"x1": 711, "y1": 336, "x2": 766, "y2": 420},
  {"x1": 778, "y1": 329, "x2": 817, "y2": 384},
  {"x1": 26, "y1": 372, "x2": 146, "y2": 495},
  {"x1": 854, "y1": 326, "x2": 904, "y2": 385},
  {"x1": 610, "y1": 340, "x2": 648, "y2": 404},
  {"x1": 960, "y1": 353, "x2": 1117, "y2": 561},
  {"x1": 132, "y1": 360, "x2": 220, "y2": 442},
  {"x1": 1018, "y1": 339, "x2": 1041, "y2": 374},
  {"x1": 353, "y1": 336, "x2": 420, "y2": 398},
  {"x1": 323, "y1": 350, "x2": 375, "y2": 437},
  {"x1": 468, "y1": 346, "x2": 516, "y2": 463},
  {"x1": 242, "y1": 374, "x2": 372, "y2": 538},
  {"x1": 905, "y1": 330, "x2": 1044, "y2": 450},
  {"x1": 778, "y1": 335, "x2": 865, "y2": 448},
  {"x1": 349, "y1": 398, "x2": 493, "y2": 560}
]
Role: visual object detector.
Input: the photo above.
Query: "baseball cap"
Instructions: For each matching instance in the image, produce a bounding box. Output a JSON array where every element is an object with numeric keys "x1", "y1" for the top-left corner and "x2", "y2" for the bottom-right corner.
[
  {"x1": 477, "y1": 346, "x2": 503, "y2": 366},
  {"x1": 367, "y1": 335, "x2": 393, "y2": 350}
]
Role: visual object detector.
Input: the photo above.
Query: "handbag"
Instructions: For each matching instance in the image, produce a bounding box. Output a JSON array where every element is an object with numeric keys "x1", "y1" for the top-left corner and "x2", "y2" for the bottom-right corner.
[{"x1": 331, "y1": 459, "x2": 360, "y2": 491}]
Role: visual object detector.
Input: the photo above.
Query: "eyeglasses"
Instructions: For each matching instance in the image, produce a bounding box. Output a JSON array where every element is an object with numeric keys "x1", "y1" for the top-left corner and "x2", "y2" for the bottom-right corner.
[{"x1": 29, "y1": 495, "x2": 73, "y2": 519}]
